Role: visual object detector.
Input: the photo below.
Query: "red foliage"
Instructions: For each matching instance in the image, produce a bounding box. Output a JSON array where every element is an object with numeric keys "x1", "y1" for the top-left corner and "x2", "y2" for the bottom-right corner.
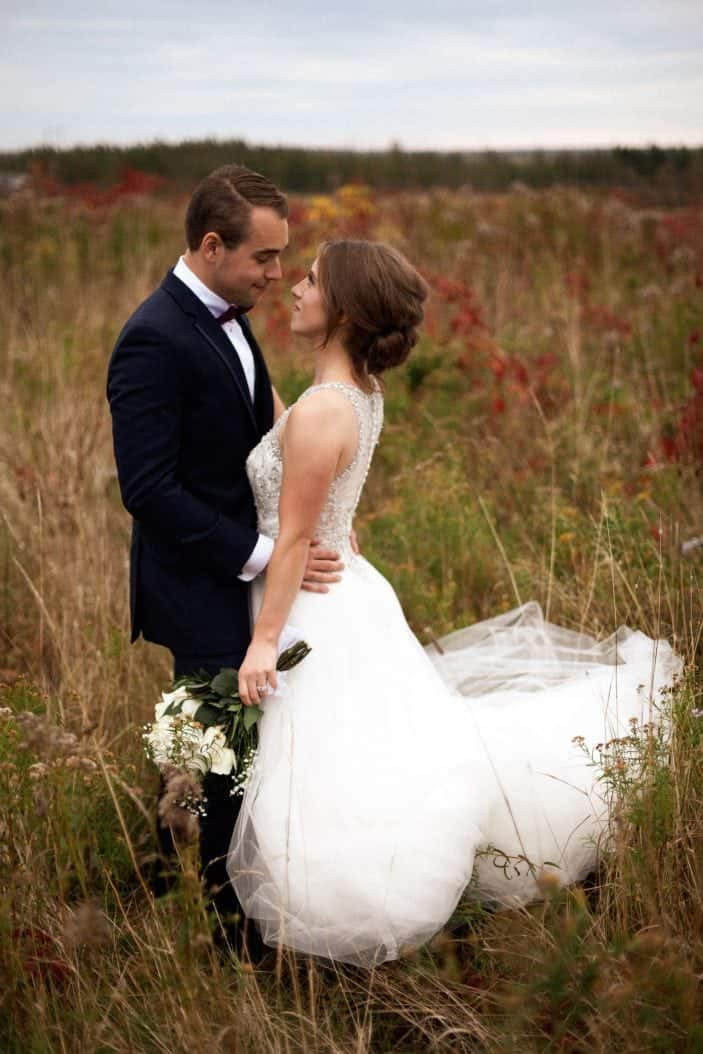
[
  {"x1": 563, "y1": 265, "x2": 631, "y2": 341},
  {"x1": 433, "y1": 277, "x2": 472, "y2": 303},
  {"x1": 565, "y1": 270, "x2": 590, "y2": 299},
  {"x1": 450, "y1": 307, "x2": 484, "y2": 335},
  {"x1": 660, "y1": 434, "x2": 678, "y2": 461},
  {"x1": 675, "y1": 392, "x2": 703, "y2": 460},
  {"x1": 657, "y1": 361, "x2": 703, "y2": 464},
  {"x1": 29, "y1": 163, "x2": 169, "y2": 209},
  {"x1": 13, "y1": 927, "x2": 73, "y2": 987},
  {"x1": 488, "y1": 353, "x2": 507, "y2": 381},
  {"x1": 653, "y1": 208, "x2": 703, "y2": 266},
  {"x1": 582, "y1": 303, "x2": 632, "y2": 337},
  {"x1": 286, "y1": 198, "x2": 308, "y2": 226},
  {"x1": 263, "y1": 293, "x2": 293, "y2": 348},
  {"x1": 509, "y1": 357, "x2": 530, "y2": 388},
  {"x1": 657, "y1": 209, "x2": 702, "y2": 245},
  {"x1": 428, "y1": 273, "x2": 485, "y2": 344}
]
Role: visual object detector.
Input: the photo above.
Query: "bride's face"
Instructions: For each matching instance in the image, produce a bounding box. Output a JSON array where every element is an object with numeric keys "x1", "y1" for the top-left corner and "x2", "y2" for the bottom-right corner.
[{"x1": 291, "y1": 259, "x2": 328, "y2": 343}]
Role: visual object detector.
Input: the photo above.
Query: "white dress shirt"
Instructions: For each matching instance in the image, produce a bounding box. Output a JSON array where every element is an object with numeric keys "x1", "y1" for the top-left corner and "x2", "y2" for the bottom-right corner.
[{"x1": 172, "y1": 256, "x2": 274, "y2": 581}]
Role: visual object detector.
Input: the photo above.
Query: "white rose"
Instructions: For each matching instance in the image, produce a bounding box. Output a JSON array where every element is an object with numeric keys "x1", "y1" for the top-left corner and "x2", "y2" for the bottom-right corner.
[
  {"x1": 201, "y1": 726, "x2": 236, "y2": 775},
  {"x1": 145, "y1": 717, "x2": 176, "y2": 766}
]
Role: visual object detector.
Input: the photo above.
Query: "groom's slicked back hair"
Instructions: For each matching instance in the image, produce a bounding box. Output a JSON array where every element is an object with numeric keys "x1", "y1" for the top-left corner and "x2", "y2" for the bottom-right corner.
[{"x1": 185, "y1": 164, "x2": 288, "y2": 251}]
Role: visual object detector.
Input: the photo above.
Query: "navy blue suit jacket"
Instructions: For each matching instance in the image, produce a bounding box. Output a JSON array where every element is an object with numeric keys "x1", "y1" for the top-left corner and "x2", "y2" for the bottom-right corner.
[{"x1": 107, "y1": 270, "x2": 274, "y2": 657}]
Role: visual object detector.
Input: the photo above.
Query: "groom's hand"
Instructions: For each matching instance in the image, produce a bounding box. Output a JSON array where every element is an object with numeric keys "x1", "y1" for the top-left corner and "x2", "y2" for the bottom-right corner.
[{"x1": 302, "y1": 541, "x2": 343, "y2": 593}]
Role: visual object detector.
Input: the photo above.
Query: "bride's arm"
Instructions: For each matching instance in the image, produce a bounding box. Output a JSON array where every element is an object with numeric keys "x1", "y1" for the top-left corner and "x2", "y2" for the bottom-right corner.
[{"x1": 237, "y1": 392, "x2": 356, "y2": 705}]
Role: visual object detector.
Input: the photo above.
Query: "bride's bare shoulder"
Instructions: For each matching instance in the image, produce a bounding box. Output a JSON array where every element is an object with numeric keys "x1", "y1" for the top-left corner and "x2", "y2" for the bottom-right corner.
[{"x1": 283, "y1": 387, "x2": 358, "y2": 442}]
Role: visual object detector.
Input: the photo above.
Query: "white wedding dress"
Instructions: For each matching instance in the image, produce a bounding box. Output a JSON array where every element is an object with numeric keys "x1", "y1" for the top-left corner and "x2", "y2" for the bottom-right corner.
[{"x1": 227, "y1": 382, "x2": 681, "y2": 967}]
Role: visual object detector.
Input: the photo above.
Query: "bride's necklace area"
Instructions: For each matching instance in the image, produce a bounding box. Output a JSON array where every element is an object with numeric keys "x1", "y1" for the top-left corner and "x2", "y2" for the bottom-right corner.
[{"x1": 312, "y1": 342, "x2": 374, "y2": 395}]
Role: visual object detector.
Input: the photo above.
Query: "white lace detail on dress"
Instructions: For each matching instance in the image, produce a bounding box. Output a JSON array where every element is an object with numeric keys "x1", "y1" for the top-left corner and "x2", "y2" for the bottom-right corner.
[{"x1": 246, "y1": 382, "x2": 383, "y2": 555}]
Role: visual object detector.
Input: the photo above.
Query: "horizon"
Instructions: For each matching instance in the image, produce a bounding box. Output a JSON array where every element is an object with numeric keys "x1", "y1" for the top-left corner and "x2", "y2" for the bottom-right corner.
[{"x1": 2, "y1": 136, "x2": 701, "y2": 158}]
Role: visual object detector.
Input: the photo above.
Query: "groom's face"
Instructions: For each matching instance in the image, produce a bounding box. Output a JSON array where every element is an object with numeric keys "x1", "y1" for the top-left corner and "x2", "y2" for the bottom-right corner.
[{"x1": 211, "y1": 206, "x2": 289, "y2": 309}]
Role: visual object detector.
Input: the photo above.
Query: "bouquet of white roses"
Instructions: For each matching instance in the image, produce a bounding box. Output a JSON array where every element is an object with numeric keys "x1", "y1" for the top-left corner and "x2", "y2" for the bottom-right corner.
[{"x1": 144, "y1": 635, "x2": 311, "y2": 807}]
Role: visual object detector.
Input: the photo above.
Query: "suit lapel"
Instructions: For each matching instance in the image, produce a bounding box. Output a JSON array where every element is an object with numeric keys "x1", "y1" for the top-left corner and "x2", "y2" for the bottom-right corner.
[
  {"x1": 240, "y1": 314, "x2": 274, "y2": 434},
  {"x1": 162, "y1": 271, "x2": 258, "y2": 436},
  {"x1": 193, "y1": 320, "x2": 259, "y2": 434}
]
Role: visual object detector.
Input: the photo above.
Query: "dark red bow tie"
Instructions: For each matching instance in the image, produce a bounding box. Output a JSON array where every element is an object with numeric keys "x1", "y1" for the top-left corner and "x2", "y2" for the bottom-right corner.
[{"x1": 217, "y1": 305, "x2": 244, "y2": 325}]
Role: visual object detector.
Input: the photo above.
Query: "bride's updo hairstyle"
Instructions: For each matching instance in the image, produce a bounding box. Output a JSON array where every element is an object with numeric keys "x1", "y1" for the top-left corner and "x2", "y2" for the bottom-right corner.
[{"x1": 317, "y1": 240, "x2": 428, "y2": 381}]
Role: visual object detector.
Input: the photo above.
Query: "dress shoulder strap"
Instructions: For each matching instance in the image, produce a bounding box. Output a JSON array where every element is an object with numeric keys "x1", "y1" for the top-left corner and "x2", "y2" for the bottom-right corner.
[{"x1": 296, "y1": 381, "x2": 369, "y2": 406}]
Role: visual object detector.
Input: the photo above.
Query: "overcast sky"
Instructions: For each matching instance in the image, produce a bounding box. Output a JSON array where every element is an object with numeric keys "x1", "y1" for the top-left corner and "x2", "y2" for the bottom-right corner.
[{"x1": 1, "y1": 0, "x2": 701, "y2": 152}]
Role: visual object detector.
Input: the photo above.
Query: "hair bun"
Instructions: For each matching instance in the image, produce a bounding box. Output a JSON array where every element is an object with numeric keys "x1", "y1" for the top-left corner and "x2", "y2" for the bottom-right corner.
[
  {"x1": 316, "y1": 240, "x2": 429, "y2": 380},
  {"x1": 367, "y1": 327, "x2": 417, "y2": 375}
]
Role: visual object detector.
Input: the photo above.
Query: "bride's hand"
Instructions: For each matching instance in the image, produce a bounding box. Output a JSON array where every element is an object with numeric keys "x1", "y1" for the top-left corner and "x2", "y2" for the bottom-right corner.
[{"x1": 238, "y1": 640, "x2": 278, "y2": 706}]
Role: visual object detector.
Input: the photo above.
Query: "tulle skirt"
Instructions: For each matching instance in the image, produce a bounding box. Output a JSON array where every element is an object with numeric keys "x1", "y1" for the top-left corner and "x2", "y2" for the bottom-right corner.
[{"x1": 227, "y1": 557, "x2": 681, "y2": 966}]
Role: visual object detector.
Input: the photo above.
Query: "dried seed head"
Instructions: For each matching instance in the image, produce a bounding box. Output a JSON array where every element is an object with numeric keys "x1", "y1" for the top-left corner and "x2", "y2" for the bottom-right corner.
[
  {"x1": 163, "y1": 767, "x2": 203, "y2": 803},
  {"x1": 63, "y1": 900, "x2": 111, "y2": 950},
  {"x1": 536, "y1": 870, "x2": 562, "y2": 896},
  {"x1": 158, "y1": 767, "x2": 203, "y2": 844},
  {"x1": 158, "y1": 798, "x2": 200, "y2": 844}
]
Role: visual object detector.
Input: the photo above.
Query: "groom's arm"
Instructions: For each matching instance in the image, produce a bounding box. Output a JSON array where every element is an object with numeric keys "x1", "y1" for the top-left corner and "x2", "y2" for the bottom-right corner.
[{"x1": 107, "y1": 324, "x2": 260, "y2": 577}]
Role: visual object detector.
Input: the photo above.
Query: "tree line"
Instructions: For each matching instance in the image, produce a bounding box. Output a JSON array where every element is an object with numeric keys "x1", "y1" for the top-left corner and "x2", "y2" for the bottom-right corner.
[{"x1": 1, "y1": 140, "x2": 701, "y2": 202}]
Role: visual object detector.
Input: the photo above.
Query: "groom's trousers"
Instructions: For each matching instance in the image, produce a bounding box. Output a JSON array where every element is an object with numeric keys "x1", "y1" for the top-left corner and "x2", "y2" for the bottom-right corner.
[{"x1": 159, "y1": 650, "x2": 265, "y2": 962}]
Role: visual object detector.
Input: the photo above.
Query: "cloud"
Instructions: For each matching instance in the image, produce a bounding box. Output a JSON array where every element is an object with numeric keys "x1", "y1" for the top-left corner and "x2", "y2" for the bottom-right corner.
[{"x1": 1, "y1": 0, "x2": 701, "y2": 150}]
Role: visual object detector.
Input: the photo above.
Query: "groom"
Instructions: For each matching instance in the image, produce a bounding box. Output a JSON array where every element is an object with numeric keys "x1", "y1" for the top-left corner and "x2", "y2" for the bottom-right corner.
[{"x1": 107, "y1": 164, "x2": 342, "y2": 958}]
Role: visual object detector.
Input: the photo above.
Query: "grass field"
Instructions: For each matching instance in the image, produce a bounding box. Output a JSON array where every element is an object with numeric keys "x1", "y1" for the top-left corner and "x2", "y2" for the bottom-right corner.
[{"x1": 1, "y1": 181, "x2": 703, "y2": 1051}]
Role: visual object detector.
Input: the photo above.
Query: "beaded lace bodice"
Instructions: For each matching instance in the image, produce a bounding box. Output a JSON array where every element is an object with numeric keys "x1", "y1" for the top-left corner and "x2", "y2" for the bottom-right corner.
[{"x1": 246, "y1": 382, "x2": 383, "y2": 558}]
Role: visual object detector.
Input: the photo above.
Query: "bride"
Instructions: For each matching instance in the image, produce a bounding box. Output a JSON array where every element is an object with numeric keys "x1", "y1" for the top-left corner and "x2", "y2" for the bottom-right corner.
[{"x1": 227, "y1": 239, "x2": 681, "y2": 967}]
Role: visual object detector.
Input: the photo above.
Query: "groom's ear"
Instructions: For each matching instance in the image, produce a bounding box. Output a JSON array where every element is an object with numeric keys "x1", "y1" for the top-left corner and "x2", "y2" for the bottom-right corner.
[{"x1": 201, "y1": 232, "x2": 224, "y2": 260}]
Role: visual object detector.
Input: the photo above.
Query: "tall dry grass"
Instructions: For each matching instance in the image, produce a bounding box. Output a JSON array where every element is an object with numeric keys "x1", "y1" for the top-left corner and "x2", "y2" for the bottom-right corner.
[{"x1": 1, "y1": 183, "x2": 703, "y2": 1051}]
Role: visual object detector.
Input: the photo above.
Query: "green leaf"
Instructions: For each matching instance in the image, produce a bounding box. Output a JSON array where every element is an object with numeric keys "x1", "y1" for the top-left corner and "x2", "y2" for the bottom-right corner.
[
  {"x1": 211, "y1": 669, "x2": 238, "y2": 697},
  {"x1": 243, "y1": 705, "x2": 263, "y2": 731},
  {"x1": 174, "y1": 669, "x2": 211, "y2": 690},
  {"x1": 193, "y1": 702, "x2": 225, "y2": 727},
  {"x1": 277, "y1": 641, "x2": 311, "y2": 671}
]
